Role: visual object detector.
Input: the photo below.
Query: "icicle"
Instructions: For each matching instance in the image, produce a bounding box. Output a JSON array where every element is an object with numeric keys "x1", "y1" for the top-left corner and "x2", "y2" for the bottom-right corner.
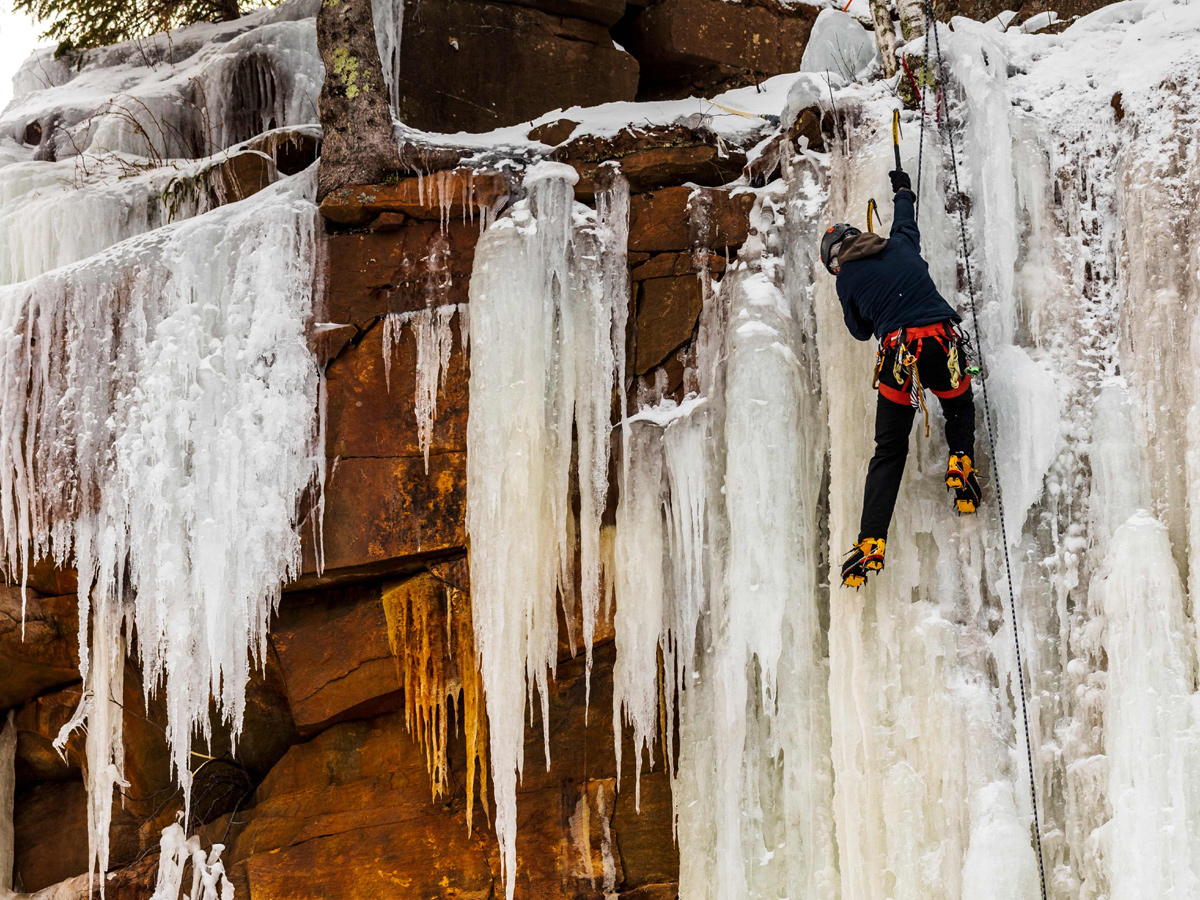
[
  {"x1": 660, "y1": 401, "x2": 711, "y2": 778},
  {"x1": 453, "y1": 579, "x2": 490, "y2": 837},
  {"x1": 611, "y1": 419, "x2": 666, "y2": 807},
  {"x1": 382, "y1": 305, "x2": 460, "y2": 473},
  {"x1": 83, "y1": 593, "x2": 127, "y2": 895},
  {"x1": 414, "y1": 306, "x2": 457, "y2": 473},
  {"x1": 380, "y1": 564, "x2": 487, "y2": 820},
  {"x1": 382, "y1": 309, "x2": 407, "y2": 392},
  {"x1": 465, "y1": 166, "x2": 571, "y2": 900},
  {"x1": 576, "y1": 167, "x2": 628, "y2": 690},
  {"x1": 372, "y1": 0, "x2": 406, "y2": 114},
  {"x1": 466, "y1": 159, "x2": 627, "y2": 900},
  {"x1": 382, "y1": 574, "x2": 452, "y2": 797}
]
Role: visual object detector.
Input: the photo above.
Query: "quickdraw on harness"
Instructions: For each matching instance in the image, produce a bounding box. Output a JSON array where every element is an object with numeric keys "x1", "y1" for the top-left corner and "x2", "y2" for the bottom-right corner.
[{"x1": 871, "y1": 321, "x2": 975, "y2": 436}]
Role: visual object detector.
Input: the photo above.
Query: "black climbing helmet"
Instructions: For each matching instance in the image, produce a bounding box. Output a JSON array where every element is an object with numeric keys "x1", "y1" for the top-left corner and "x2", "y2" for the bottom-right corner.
[{"x1": 820, "y1": 224, "x2": 860, "y2": 274}]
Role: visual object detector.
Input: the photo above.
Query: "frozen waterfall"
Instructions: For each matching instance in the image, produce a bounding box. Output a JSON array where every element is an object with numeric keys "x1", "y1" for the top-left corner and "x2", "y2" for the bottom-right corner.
[{"x1": 458, "y1": 1, "x2": 1200, "y2": 899}]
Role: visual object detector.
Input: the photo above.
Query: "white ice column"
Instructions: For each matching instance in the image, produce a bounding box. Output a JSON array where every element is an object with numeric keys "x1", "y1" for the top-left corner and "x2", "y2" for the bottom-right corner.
[
  {"x1": 466, "y1": 162, "x2": 626, "y2": 900},
  {"x1": 817, "y1": 117, "x2": 1037, "y2": 900}
]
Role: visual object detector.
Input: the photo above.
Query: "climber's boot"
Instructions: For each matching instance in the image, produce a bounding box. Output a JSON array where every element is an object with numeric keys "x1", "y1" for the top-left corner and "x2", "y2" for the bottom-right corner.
[
  {"x1": 841, "y1": 538, "x2": 886, "y2": 588},
  {"x1": 947, "y1": 452, "x2": 983, "y2": 515}
]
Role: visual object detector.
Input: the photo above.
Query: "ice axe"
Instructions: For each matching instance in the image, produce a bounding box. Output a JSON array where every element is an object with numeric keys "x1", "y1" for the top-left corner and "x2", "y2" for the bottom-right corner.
[
  {"x1": 866, "y1": 198, "x2": 880, "y2": 233},
  {"x1": 867, "y1": 111, "x2": 905, "y2": 229}
]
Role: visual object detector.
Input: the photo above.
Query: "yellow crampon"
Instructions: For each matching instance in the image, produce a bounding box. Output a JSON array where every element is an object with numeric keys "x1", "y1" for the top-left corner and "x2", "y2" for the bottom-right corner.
[
  {"x1": 841, "y1": 537, "x2": 886, "y2": 588},
  {"x1": 947, "y1": 453, "x2": 979, "y2": 514}
]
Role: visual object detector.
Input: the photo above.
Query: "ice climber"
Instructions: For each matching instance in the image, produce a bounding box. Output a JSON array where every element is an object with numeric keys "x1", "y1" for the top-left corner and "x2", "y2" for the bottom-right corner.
[{"x1": 821, "y1": 169, "x2": 982, "y2": 589}]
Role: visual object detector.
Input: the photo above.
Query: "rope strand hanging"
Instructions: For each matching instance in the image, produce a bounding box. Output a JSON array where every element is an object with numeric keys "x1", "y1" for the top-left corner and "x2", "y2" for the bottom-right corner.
[{"x1": 911, "y1": 6, "x2": 1051, "y2": 900}]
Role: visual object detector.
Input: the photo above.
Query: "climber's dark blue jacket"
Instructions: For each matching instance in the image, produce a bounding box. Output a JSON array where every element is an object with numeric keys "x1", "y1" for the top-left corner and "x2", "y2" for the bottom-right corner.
[{"x1": 835, "y1": 190, "x2": 960, "y2": 341}]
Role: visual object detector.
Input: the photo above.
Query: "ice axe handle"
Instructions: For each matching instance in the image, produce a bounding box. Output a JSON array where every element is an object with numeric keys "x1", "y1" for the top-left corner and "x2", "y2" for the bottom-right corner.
[{"x1": 892, "y1": 110, "x2": 903, "y2": 172}]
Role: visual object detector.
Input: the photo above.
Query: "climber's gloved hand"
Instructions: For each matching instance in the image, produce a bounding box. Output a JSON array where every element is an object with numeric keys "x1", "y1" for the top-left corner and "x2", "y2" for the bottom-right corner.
[{"x1": 889, "y1": 170, "x2": 912, "y2": 193}]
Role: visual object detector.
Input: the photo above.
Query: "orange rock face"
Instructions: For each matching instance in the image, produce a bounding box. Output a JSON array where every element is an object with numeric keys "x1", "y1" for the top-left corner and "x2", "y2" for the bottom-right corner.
[
  {"x1": 301, "y1": 310, "x2": 469, "y2": 581},
  {"x1": 272, "y1": 584, "x2": 403, "y2": 733},
  {"x1": 629, "y1": 186, "x2": 755, "y2": 253},
  {"x1": 323, "y1": 223, "x2": 481, "y2": 326},
  {"x1": 627, "y1": 0, "x2": 819, "y2": 97},
  {"x1": 636, "y1": 276, "x2": 705, "y2": 374},
  {"x1": 223, "y1": 643, "x2": 676, "y2": 900},
  {"x1": 554, "y1": 125, "x2": 747, "y2": 198},
  {"x1": 0, "y1": 586, "x2": 79, "y2": 709},
  {"x1": 319, "y1": 171, "x2": 511, "y2": 227}
]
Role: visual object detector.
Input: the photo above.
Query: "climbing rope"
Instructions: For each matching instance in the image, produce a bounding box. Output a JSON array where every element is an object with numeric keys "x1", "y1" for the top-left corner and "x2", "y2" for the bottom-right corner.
[{"x1": 913, "y1": 5, "x2": 1051, "y2": 900}]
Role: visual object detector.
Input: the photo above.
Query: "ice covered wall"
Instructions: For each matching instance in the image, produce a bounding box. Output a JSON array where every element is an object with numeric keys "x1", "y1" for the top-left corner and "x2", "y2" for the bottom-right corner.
[
  {"x1": 0, "y1": 6, "x2": 327, "y2": 879},
  {"x1": 460, "y1": 2, "x2": 1200, "y2": 899},
  {"x1": 0, "y1": 1, "x2": 323, "y2": 289}
]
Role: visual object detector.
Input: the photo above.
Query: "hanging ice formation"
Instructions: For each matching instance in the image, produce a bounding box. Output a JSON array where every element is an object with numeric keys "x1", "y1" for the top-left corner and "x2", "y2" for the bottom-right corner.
[
  {"x1": 383, "y1": 304, "x2": 467, "y2": 472},
  {"x1": 614, "y1": 172, "x2": 841, "y2": 900},
  {"x1": 0, "y1": 6, "x2": 327, "y2": 886},
  {"x1": 371, "y1": 0, "x2": 406, "y2": 114},
  {"x1": 0, "y1": 172, "x2": 324, "y2": 886},
  {"x1": 149, "y1": 822, "x2": 234, "y2": 900},
  {"x1": 466, "y1": 161, "x2": 629, "y2": 900}
]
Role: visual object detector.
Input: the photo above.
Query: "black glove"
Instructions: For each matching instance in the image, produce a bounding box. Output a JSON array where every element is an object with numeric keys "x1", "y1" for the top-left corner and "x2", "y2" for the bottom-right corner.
[{"x1": 889, "y1": 170, "x2": 912, "y2": 193}]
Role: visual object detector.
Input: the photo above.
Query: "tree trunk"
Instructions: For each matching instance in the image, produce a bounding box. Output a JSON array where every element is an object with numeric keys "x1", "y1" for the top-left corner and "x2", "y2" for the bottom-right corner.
[
  {"x1": 897, "y1": 0, "x2": 925, "y2": 41},
  {"x1": 869, "y1": 0, "x2": 898, "y2": 78},
  {"x1": 215, "y1": 0, "x2": 241, "y2": 22},
  {"x1": 316, "y1": 0, "x2": 402, "y2": 202}
]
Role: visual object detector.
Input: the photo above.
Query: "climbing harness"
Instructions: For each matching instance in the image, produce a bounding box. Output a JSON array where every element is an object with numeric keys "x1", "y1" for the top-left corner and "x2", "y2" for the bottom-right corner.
[
  {"x1": 872, "y1": 321, "x2": 973, "y2": 436},
  {"x1": 913, "y1": 4, "x2": 1052, "y2": 899}
]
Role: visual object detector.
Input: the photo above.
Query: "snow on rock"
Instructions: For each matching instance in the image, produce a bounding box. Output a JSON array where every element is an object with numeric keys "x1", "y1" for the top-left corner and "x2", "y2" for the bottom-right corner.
[
  {"x1": 800, "y1": 9, "x2": 878, "y2": 82},
  {"x1": 781, "y1": 73, "x2": 829, "y2": 130},
  {"x1": 1, "y1": 0, "x2": 321, "y2": 161}
]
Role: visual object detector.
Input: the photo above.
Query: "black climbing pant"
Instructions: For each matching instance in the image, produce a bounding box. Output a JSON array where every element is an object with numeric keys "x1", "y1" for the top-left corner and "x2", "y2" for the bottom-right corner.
[{"x1": 858, "y1": 334, "x2": 976, "y2": 541}]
